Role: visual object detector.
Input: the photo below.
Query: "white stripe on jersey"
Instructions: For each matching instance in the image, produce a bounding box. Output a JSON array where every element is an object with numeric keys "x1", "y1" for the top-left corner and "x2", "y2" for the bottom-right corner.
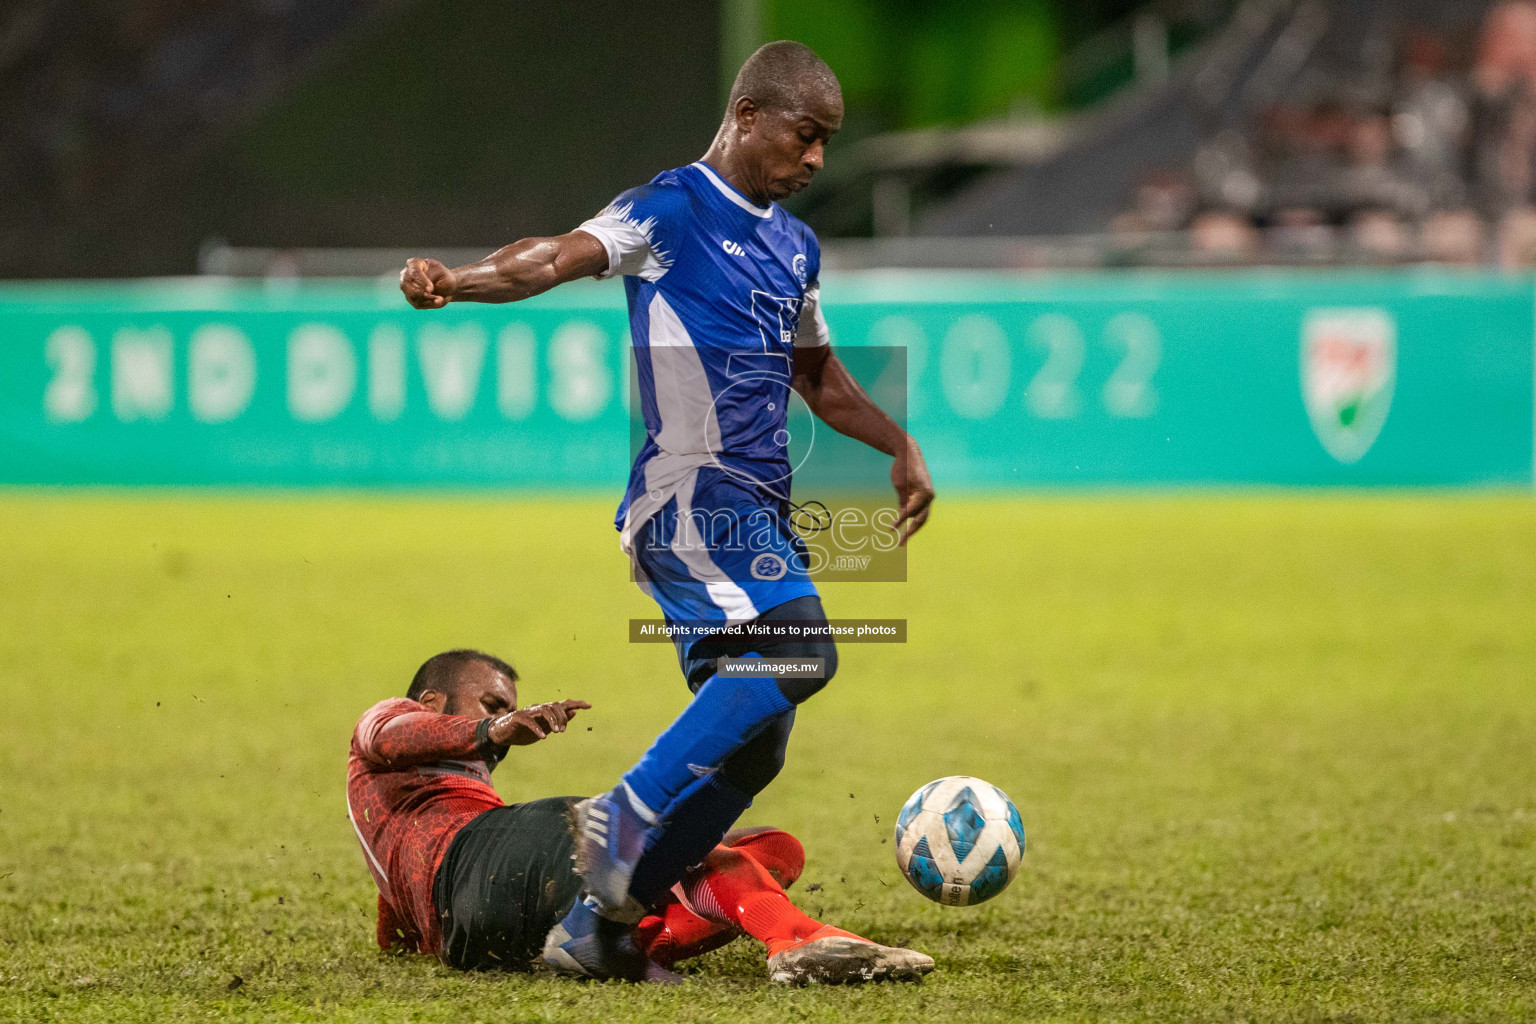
[
  {"x1": 691, "y1": 161, "x2": 774, "y2": 219},
  {"x1": 648, "y1": 291, "x2": 722, "y2": 456},
  {"x1": 346, "y1": 795, "x2": 392, "y2": 901},
  {"x1": 794, "y1": 282, "x2": 830, "y2": 348}
]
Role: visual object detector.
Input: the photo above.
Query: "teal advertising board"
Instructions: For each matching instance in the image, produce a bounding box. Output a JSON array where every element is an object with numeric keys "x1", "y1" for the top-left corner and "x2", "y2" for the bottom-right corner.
[{"x1": 0, "y1": 271, "x2": 1531, "y2": 487}]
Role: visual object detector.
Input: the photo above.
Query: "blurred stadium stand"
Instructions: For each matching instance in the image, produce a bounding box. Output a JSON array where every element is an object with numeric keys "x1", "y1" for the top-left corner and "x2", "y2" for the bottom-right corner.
[
  {"x1": 830, "y1": 0, "x2": 1536, "y2": 269},
  {"x1": 12, "y1": 0, "x2": 1536, "y2": 276}
]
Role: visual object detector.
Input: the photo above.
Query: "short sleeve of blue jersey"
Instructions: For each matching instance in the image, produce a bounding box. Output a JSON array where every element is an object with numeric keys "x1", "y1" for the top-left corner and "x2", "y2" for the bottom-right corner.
[{"x1": 578, "y1": 174, "x2": 692, "y2": 281}]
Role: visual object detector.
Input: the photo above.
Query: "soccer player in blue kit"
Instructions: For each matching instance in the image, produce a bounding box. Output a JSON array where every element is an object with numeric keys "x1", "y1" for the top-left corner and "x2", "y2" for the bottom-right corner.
[{"x1": 399, "y1": 41, "x2": 935, "y2": 981}]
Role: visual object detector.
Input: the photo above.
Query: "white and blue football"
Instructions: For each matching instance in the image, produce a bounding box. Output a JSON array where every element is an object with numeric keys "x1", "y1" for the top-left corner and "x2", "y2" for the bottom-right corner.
[{"x1": 893, "y1": 776, "x2": 1025, "y2": 906}]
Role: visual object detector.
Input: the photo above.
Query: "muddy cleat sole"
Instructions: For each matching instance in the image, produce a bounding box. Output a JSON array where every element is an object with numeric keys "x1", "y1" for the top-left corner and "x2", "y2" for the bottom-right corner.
[
  {"x1": 767, "y1": 934, "x2": 935, "y2": 986},
  {"x1": 571, "y1": 787, "x2": 651, "y2": 924}
]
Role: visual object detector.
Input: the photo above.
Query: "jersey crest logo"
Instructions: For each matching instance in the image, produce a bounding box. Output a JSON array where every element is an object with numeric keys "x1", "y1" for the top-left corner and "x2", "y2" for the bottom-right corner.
[
  {"x1": 749, "y1": 553, "x2": 788, "y2": 580},
  {"x1": 792, "y1": 253, "x2": 807, "y2": 285},
  {"x1": 721, "y1": 239, "x2": 746, "y2": 257}
]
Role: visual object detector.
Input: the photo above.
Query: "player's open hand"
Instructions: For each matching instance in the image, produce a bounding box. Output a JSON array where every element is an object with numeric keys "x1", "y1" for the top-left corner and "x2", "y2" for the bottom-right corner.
[
  {"x1": 400, "y1": 257, "x2": 456, "y2": 309},
  {"x1": 488, "y1": 699, "x2": 592, "y2": 746},
  {"x1": 892, "y1": 434, "x2": 934, "y2": 546}
]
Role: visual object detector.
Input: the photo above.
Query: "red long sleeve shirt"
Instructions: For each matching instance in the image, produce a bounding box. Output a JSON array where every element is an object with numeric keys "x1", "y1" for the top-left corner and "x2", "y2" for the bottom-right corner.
[{"x1": 346, "y1": 698, "x2": 506, "y2": 955}]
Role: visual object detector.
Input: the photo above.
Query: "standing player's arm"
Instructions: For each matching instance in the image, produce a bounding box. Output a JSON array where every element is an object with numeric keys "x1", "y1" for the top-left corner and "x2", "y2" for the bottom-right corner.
[
  {"x1": 360, "y1": 701, "x2": 593, "y2": 767},
  {"x1": 399, "y1": 232, "x2": 610, "y2": 308},
  {"x1": 792, "y1": 345, "x2": 935, "y2": 544}
]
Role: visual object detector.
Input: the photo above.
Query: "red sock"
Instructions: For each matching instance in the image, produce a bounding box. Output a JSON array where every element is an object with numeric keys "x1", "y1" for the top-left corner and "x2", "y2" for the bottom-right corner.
[
  {"x1": 635, "y1": 899, "x2": 739, "y2": 967},
  {"x1": 635, "y1": 829, "x2": 826, "y2": 965},
  {"x1": 678, "y1": 845, "x2": 827, "y2": 956},
  {"x1": 724, "y1": 828, "x2": 806, "y2": 888}
]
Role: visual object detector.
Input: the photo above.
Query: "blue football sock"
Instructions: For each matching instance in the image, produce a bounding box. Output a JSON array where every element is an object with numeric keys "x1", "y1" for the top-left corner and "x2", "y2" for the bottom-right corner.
[
  {"x1": 620, "y1": 664, "x2": 792, "y2": 820},
  {"x1": 628, "y1": 773, "x2": 755, "y2": 907}
]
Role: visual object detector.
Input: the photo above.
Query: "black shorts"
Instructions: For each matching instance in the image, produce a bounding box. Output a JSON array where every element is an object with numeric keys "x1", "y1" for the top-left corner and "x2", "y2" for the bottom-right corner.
[{"x1": 432, "y1": 797, "x2": 583, "y2": 971}]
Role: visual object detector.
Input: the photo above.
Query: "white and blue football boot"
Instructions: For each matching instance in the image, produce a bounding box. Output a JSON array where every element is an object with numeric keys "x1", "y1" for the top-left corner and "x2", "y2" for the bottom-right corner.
[
  {"x1": 540, "y1": 895, "x2": 681, "y2": 983},
  {"x1": 571, "y1": 784, "x2": 652, "y2": 923}
]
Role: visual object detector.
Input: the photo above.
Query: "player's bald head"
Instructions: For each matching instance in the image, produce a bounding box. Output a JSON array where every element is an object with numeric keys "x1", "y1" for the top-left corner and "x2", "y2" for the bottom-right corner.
[
  {"x1": 407, "y1": 649, "x2": 518, "y2": 712},
  {"x1": 710, "y1": 40, "x2": 842, "y2": 202},
  {"x1": 726, "y1": 40, "x2": 841, "y2": 118}
]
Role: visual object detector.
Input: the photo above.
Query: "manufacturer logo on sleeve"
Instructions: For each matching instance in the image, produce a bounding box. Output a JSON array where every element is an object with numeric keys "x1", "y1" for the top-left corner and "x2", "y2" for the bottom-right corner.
[
  {"x1": 1301, "y1": 308, "x2": 1396, "y2": 464},
  {"x1": 792, "y1": 253, "x2": 808, "y2": 285}
]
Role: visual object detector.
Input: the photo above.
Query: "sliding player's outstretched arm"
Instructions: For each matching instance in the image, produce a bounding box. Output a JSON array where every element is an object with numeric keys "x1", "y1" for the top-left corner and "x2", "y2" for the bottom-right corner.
[
  {"x1": 793, "y1": 344, "x2": 935, "y2": 544},
  {"x1": 359, "y1": 697, "x2": 591, "y2": 768},
  {"x1": 399, "y1": 232, "x2": 610, "y2": 308}
]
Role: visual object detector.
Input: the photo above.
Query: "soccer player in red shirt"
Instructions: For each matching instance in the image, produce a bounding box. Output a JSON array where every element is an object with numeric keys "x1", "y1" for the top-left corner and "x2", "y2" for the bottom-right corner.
[{"x1": 347, "y1": 649, "x2": 933, "y2": 984}]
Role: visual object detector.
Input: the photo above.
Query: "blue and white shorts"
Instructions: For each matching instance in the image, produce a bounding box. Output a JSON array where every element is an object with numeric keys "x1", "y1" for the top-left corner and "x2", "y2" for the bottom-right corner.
[{"x1": 621, "y1": 462, "x2": 818, "y2": 646}]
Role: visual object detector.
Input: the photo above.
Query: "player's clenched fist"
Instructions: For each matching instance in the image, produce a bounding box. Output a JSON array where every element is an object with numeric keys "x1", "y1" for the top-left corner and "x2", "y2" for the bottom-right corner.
[
  {"x1": 400, "y1": 257, "x2": 456, "y2": 309},
  {"x1": 488, "y1": 699, "x2": 592, "y2": 746}
]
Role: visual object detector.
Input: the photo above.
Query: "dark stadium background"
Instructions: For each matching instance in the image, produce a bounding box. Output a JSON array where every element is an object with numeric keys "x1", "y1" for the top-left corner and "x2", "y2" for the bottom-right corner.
[{"x1": 10, "y1": 0, "x2": 1516, "y2": 277}]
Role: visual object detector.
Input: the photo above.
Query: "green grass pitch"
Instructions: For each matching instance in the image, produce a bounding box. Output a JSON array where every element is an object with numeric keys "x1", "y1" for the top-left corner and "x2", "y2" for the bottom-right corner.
[{"x1": 1, "y1": 492, "x2": 1533, "y2": 1022}]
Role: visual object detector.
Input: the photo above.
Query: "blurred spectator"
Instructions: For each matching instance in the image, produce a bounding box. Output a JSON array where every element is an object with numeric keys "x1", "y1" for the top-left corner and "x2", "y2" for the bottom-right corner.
[
  {"x1": 1421, "y1": 209, "x2": 1487, "y2": 264},
  {"x1": 1192, "y1": 130, "x2": 1266, "y2": 215},
  {"x1": 1189, "y1": 210, "x2": 1260, "y2": 262},
  {"x1": 1469, "y1": 2, "x2": 1536, "y2": 213},
  {"x1": 1473, "y1": 1, "x2": 1536, "y2": 90},
  {"x1": 1496, "y1": 205, "x2": 1536, "y2": 265},
  {"x1": 1335, "y1": 112, "x2": 1431, "y2": 218},
  {"x1": 1264, "y1": 101, "x2": 1355, "y2": 214},
  {"x1": 1392, "y1": 30, "x2": 1471, "y2": 208},
  {"x1": 1107, "y1": 2, "x2": 1536, "y2": 266},
  {"x1": 1349, "y1": 209, "x2": 1412, "y2": 262},
  {"x1": 1111, "y1": 169, "x2": 1198, "y2": 233},
  {"x1": 1269, "y1": 207, "x2": 1334, "y2": 261}
]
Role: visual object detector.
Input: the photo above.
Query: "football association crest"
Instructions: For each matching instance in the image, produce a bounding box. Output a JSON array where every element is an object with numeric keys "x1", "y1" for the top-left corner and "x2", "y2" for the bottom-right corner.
[
  {"x1": 749, "y1": 552, "x2": 787, "y2": 580},
  {"x1": 1301, "y1": 309, "x2": 1396, "y2": 464}
]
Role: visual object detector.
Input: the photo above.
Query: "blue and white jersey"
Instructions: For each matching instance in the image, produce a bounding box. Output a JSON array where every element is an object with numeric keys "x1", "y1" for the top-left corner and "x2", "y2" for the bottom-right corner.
[
  {"x1": 578, "y1": 160, "x2": 829, "y2": 546},
  {"x1": 577, "y1": 161, "x2": 828, "y2": 629}
]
